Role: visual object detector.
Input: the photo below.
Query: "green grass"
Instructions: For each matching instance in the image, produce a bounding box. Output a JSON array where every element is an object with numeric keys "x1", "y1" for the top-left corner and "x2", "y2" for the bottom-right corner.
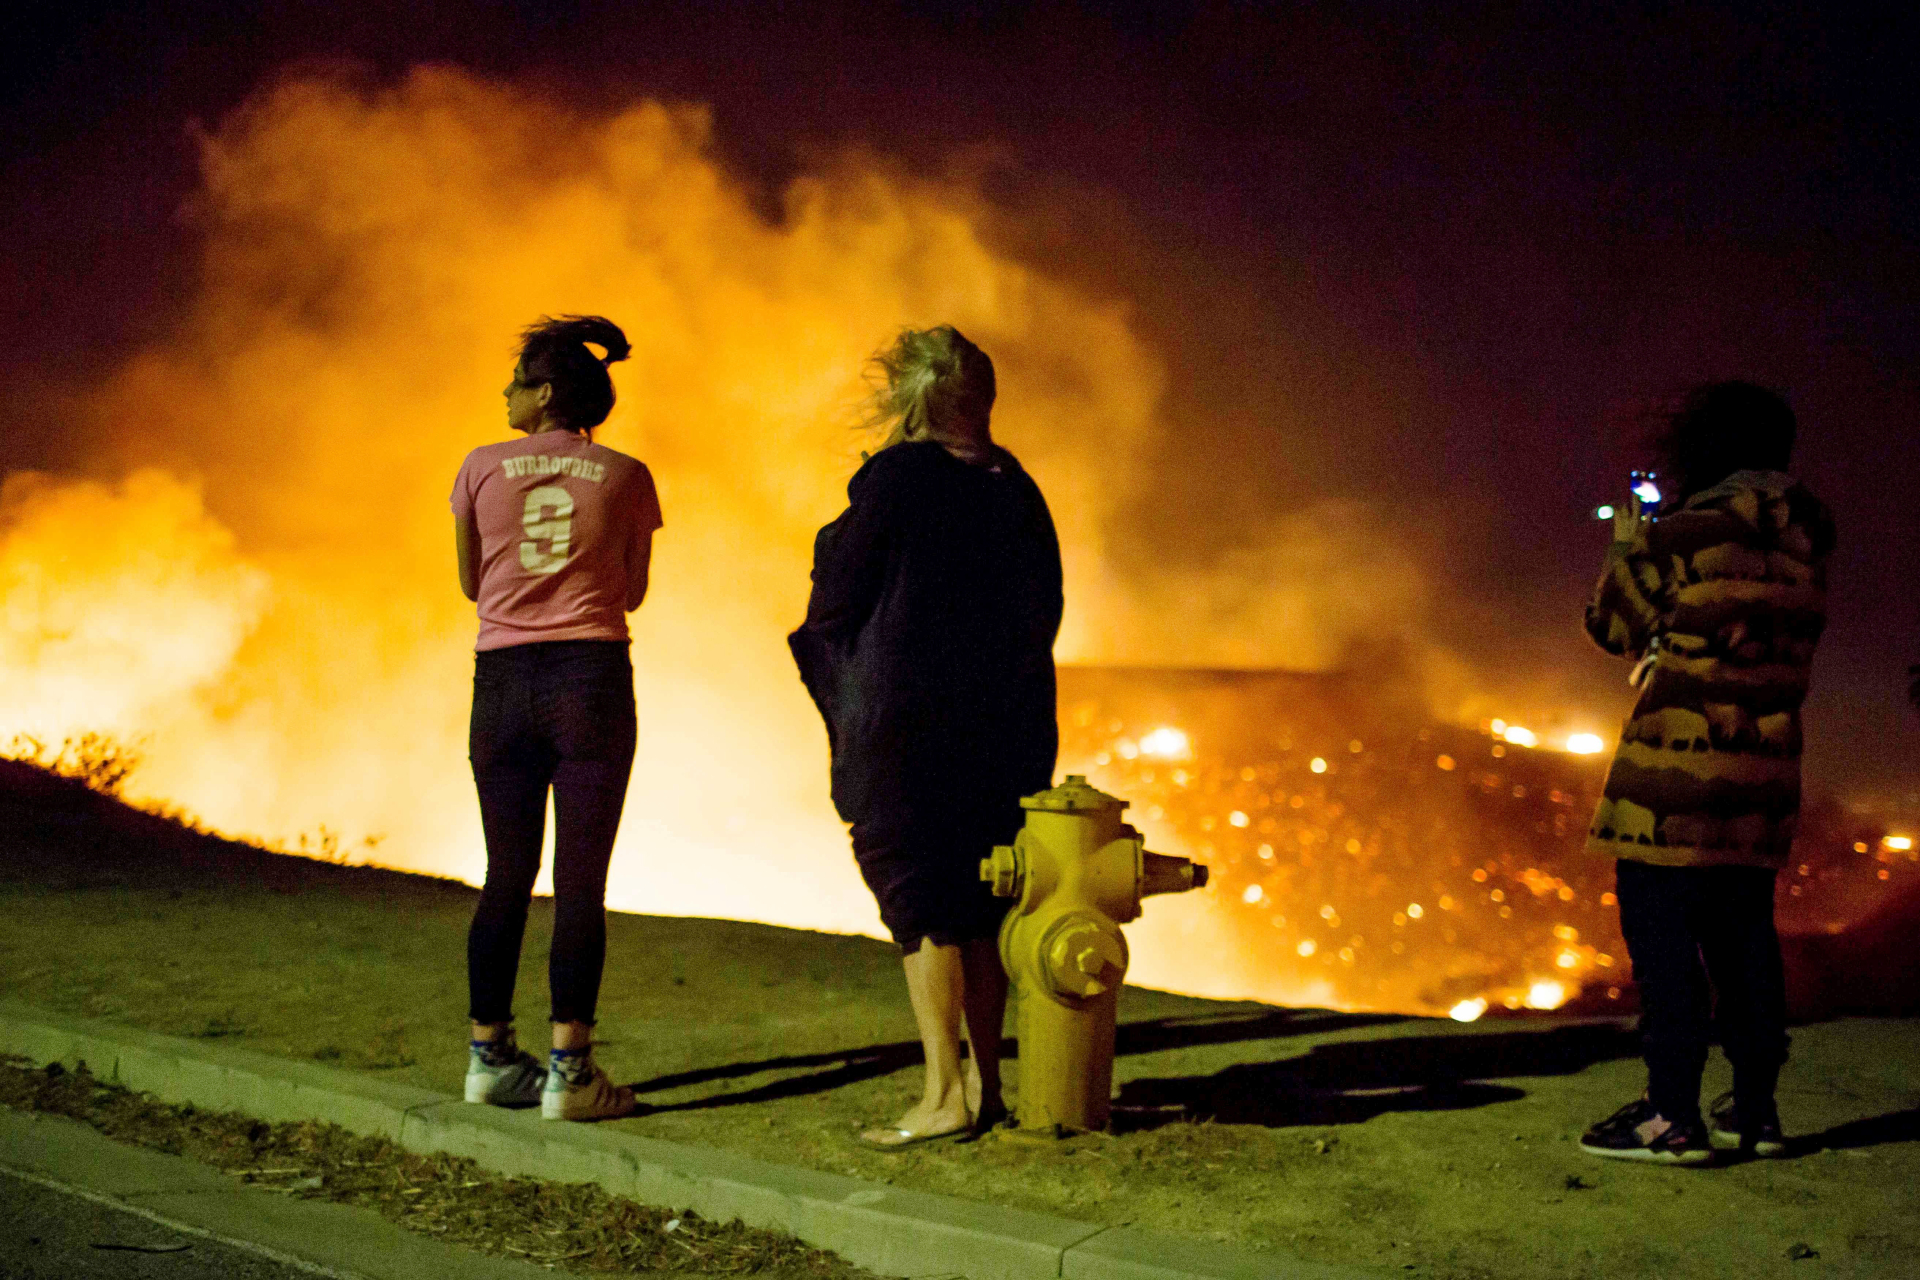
[{"x1": 6, "y1": 758, "x2": 1920, "y2": 1279}]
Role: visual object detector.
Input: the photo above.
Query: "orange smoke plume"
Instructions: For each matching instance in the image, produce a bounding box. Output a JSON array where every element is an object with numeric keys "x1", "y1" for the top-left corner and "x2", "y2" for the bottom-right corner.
[{"x1": 2, "y1": 68, "x2": 1449, "y2": 998}]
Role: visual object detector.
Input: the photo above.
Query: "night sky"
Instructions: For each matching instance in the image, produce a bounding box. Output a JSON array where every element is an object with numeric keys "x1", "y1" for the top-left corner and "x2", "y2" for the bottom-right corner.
[{"x1": 5, "y1": 1, "x2": 1916, "y2": 803}]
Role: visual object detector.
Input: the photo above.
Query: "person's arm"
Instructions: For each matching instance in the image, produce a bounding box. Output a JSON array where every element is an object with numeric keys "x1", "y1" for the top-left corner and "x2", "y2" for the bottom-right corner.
[
  {"x1": 625, "y1": 527, "x2": 653, "y2": 611},
  {"x1": 797, "y1": 461, "x2": 897, "y2": 646},
  {"x1": 1582, "y1": 505, "x2": 1661, "y2": 657},
  {"x1": 454, "y1": 511, "x2": 481, "y2": 603},
  {"x1": 788, "y1": 458, "x2": 899, "y2": 737}
]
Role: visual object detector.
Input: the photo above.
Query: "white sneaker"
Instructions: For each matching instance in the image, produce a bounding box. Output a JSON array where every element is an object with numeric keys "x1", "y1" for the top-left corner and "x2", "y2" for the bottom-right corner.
[
  {"x1": 541, "y1": 1056, "x2": 637, "y2": 1121},
  {"x1": 464, "y1": 1042, "x2": 547, "y2": 1107}
]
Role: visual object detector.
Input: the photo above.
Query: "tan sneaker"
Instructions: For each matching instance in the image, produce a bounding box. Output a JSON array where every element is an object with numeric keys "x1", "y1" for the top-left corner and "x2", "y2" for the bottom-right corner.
[{"x1": 541, "y1": 1058, "x2": 637, "y2": 1121}]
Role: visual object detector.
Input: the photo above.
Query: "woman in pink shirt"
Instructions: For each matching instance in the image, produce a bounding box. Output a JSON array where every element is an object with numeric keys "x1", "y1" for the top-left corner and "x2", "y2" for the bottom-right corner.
[{"x1": 450, "y1": 316, "x2": 662, "y2": 1121}]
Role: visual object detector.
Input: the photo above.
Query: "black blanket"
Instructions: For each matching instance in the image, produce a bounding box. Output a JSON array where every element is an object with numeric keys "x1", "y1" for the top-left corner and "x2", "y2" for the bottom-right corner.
[{"x1": 789, "y1": 440, "x2": 1062, "y2": 829}]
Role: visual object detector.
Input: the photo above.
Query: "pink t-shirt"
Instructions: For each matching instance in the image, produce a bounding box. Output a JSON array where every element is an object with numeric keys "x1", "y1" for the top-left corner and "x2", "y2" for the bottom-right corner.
[{"x1": 451, "y1": 431, "x2": 663, "y2": 652}]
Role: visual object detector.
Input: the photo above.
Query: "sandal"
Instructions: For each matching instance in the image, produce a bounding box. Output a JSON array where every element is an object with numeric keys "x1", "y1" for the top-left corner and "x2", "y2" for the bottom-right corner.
[{"x1": 855, "y1": 1122, "x2": 970, "y2": 1150}]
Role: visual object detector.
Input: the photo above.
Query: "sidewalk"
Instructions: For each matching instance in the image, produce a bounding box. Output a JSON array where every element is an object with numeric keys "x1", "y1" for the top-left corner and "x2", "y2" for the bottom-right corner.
[
  {"x1": 0, "y1": 1105, "x2": 558, "y2": 1280},
  {"x1": 0, "y1": 1001, "x2": 1354, "y2": 1280}
]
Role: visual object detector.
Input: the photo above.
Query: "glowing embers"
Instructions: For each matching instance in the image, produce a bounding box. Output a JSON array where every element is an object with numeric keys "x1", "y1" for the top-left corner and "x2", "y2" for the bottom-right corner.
[
  {"x1": 1059, "y1": 701, "x2": 1629, "y2": 1015},
  {"x1": 1449, "y1": 997, "x2": 1488, "y2": 1023},
  {"x1": 1135, "y1": 726, "x2": 1192, "y2": 760},
  {"x1": 1525, "y1": 980, "x2": 1568, "y2": 1010}
]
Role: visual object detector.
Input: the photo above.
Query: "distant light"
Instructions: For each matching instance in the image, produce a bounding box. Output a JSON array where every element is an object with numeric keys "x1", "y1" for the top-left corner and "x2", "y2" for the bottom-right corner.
[
  {"x1": 1502, "y1": 725, "x2": 1538, "y2": 748},
  {"x1": 1116, "y1": 739, "x2": 1139, "y2": 760},
  {"x1": 1565, "y1": 733, "x2": 1606, "y2": 755},
  {"x1": 1296, "y1": 939, "x2": 1317, "y2": 957},
  {"x1": 1595, "y1": 505, "x2": 1614, "y2": 520},
  {"x1": 1556, "y1": 951, "x2": 1579, "y2": 970},
  {"x1": 1242, "y1": 884, "x2": 1265, "y2": 905},
  {"x1": 1885, "y1": 835, "x2": 1914, "y2": 852},
  {"x1": 1137, "y1": 727, "x2": 1192, "y2": 760},
  {"x1": 1309, "y1": 757, "x2": 1327, "y2": 774},
  {"x1": 1450, "y1": 998, "x2": 1488, "y2": 1023},
  {"x1": 1632, "y1": 479, "x2": 1662, "y2": 506},
  {"x1": 1526, "y1": 980, "x2": 1568, "y2": 1010},
  {"x1": 1406, "y1": 903, "x2": 1424, "y2": 919},
  {"x1": 1490, "y1": 719, "x2": 1506, "y2": 736},
  {"x1": 1348, "y1": 739, "x2": 1364, "y2": 753},
  {"x1": 1435, "y1": 754, "x2": 1456, "y2": 771},
  {"x1": 1228, "y1": 810, "x2": 1250, "y2": 828}
]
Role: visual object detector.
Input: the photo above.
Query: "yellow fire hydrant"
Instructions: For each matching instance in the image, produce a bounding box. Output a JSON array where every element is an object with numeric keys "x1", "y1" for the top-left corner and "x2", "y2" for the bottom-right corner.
[{"x1": 981, "y1": 775, "x2": 1209, "y2": 1134}]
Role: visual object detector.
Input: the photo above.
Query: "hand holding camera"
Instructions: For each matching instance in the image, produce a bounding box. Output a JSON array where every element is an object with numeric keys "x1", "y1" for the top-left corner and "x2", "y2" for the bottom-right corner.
[{"x1": 1596, "y1": 471, "x2": 1661, "y2": 542}]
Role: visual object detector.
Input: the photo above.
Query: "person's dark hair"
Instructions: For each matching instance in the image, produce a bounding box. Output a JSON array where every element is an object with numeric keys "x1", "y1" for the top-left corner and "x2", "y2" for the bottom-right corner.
[
  {"x1": 516, "y1": 315, "x2": 631, "y2": 430},
  {"x1": 1652, "y1": 380, "x2": 1797, "y2": 502}
]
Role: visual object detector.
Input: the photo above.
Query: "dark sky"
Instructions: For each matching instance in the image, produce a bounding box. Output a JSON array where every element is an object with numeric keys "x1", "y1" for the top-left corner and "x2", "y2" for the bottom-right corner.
[{"x1": 4, "y1": 1, "x2": 1917, "y2": 802}]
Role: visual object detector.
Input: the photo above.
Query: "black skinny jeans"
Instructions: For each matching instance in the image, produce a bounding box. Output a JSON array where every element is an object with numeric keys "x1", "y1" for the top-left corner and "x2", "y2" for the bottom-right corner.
[
  {"x1": 467, "y1": 640, "x2": 636, "y2": 1027},
  {"x1": 1615, "y1": 859, "x2": 1789, "y2": 1127}
]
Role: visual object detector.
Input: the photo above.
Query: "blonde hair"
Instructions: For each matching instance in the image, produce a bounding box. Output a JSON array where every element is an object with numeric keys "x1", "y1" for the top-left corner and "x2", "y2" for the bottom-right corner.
[{"x1": 862, "y1": 325, "x2": 996, "y2": 449}]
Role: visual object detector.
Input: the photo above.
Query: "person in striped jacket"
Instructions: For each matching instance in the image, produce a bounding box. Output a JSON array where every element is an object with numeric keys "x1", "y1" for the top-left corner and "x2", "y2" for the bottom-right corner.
[{"x1": 1577, "y1": 382, "x2": 1835, "y2": 1165}]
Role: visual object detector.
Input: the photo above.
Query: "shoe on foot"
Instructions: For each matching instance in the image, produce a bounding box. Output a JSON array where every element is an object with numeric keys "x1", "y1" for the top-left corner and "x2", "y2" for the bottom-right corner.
[
  {"x1": 1707, "y1": 1091, "x2": 1787, "y2": 1157},
  {"x1": 1579, "y1": 1097, "x2": 1715, "y2": 1165},
  {"x1": 464, "y1": 1037, "x2": 547, "y2": 1107},
  {"x1": 541, "y1": 1055, "x2": 637, "y2": 1121}
]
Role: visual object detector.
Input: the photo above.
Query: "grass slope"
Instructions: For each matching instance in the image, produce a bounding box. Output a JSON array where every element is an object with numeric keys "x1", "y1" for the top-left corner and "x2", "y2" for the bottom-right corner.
[{"x1": 5, "y1": 758, "x2": 1918, "y2": 1278}]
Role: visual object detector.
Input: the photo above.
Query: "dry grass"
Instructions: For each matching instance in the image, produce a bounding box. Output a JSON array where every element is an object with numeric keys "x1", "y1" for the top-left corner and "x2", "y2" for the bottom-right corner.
[{"x1": 0, "y1": 1055, "x2": 865, "y2": 1277}]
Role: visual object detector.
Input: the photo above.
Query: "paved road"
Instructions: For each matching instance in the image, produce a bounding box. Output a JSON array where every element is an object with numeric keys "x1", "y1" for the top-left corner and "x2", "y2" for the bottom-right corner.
[
  {"x1": 2, "y1": 1165, "x2": 312, "y2": 1279},
  {"x1": 0, "y1": 1108, "x2": 554, "y2": 1280}
]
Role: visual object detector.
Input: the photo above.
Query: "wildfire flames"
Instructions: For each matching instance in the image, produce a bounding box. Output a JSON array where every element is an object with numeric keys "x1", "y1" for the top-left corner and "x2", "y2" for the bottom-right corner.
[
  {"x1": 3, "y1": 68, "x2": 1909, "y2": 1017},
  {"x1": 1059, "y1": 667, "x2": 1917, "y2": 1015}
]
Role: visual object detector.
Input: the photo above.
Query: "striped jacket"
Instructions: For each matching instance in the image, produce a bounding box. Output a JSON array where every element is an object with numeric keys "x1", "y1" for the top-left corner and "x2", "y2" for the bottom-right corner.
[{"x1": 1585, "y1": 470, "x2": 1834, "y2": 868}]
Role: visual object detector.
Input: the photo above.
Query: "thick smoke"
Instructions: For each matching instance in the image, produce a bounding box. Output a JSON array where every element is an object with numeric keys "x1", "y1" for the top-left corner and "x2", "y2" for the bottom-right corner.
[{"x1": 0, "y1": 69, "x2": 1441, "y2": 986}]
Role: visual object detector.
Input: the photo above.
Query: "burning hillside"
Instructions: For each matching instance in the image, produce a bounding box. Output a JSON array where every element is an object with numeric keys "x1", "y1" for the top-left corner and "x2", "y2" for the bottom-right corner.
[{"x1": 1057, "y1": 666, "x2": 1919, "y2": 1019}]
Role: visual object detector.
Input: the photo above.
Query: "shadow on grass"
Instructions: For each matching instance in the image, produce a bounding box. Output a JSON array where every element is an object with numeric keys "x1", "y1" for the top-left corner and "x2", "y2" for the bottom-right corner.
[
  {"x1": 1801, "y1": 1107, "x2": 1920, "y2": 1154},
  {"x1": 1110, "y1": 1021, "x2": 1640, "y2": 1130},
  {"x1": 630, "y1": 1008, "x2": 1397, "y2": 1115}
]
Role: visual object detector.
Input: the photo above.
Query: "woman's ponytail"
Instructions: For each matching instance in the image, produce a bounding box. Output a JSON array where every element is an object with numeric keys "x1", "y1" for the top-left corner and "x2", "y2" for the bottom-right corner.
[{"x1": 517, "y1": 315, "x2": 630, "y2": 429}]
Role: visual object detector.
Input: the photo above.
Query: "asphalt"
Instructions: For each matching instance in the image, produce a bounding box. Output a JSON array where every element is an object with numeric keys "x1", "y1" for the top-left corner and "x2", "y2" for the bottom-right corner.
[
  {"x1": 0, "y1": 1107, "x2": 560, "y2": 1280},
  {"x1": 0, "y1": 1001, "x2": 1372, "y2": 1280}
]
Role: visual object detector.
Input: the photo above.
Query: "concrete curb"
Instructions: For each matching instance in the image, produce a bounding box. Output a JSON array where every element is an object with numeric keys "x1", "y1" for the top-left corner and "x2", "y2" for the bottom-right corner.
[{"x1": 0, "y1": 1002, "x2": 1376, "y2": 1280}]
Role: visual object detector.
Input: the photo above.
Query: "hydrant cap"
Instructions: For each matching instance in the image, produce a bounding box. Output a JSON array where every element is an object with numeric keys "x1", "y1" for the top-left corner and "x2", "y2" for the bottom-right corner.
[{"x1": 1021, "y1": 775, "x2": 1126, "y2": 814}]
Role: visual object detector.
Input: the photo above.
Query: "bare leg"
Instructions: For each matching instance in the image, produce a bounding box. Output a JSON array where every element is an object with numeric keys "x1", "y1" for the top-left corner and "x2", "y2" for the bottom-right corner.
[
  {"x1": 960, "y1": 938, "x2": 1008, "y2": 1124},
  {"x1": 861, "y1": 938, "x2": 972, "y2": 1145},
  {"x1": 470, "y1": 1021, "x2": 506, "y2": 1043}
]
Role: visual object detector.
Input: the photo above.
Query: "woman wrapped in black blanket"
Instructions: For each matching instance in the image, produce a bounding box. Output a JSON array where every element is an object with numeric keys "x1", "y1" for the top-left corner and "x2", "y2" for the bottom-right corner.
[{"x1": 790, "y1": 325, "x2": 1062, "y2": 1147}]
